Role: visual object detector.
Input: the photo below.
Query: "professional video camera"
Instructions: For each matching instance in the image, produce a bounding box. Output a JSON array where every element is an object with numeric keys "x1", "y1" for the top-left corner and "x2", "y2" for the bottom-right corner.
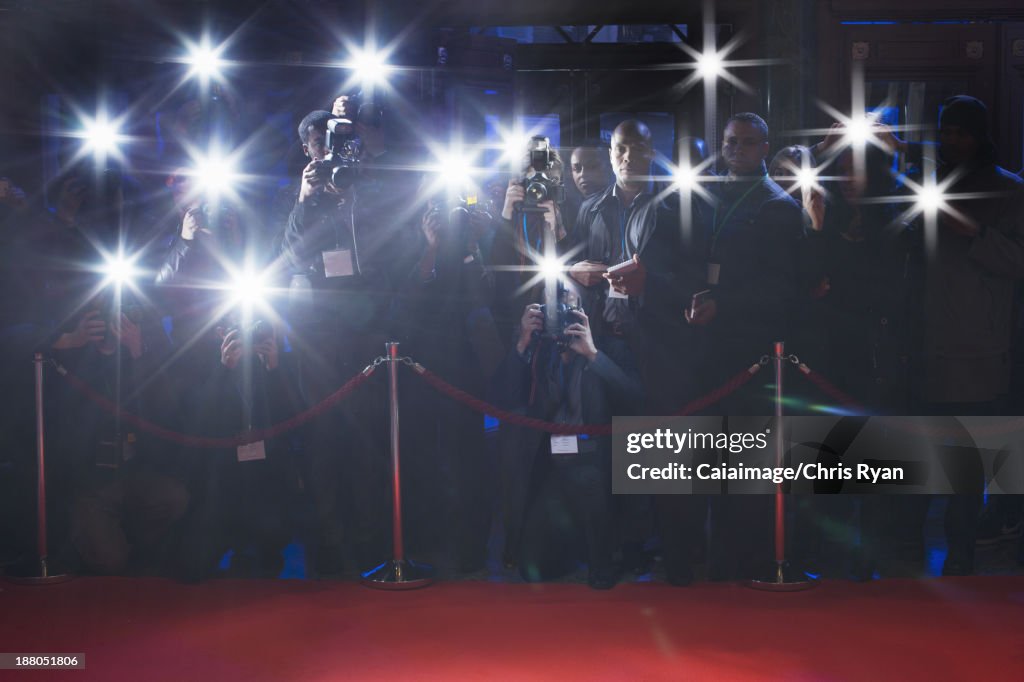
[
  {"x1": 517, "y1": 136, "x2": 565, "y2": 212},
  {"x1": 317, "y1": 117, "x2": 363, "y2": 189}
]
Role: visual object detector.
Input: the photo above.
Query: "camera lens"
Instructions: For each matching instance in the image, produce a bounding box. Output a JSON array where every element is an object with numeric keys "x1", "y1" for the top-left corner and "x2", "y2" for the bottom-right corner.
[{"x1": 525, "y1": 181, "x2": 548, "y2": 203}]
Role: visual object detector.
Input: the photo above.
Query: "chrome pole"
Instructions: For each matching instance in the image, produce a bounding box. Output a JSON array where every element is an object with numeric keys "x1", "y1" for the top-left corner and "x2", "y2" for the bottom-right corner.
[
  {"x1": 749, "y1": 341, "x2": 812, "y2": 591},
  {"x1": 5, "y1": 353, "x2": 71, "y2": 583},
  {"x1": 361, "y1": 342, "x2": 433, "y2": 589}
]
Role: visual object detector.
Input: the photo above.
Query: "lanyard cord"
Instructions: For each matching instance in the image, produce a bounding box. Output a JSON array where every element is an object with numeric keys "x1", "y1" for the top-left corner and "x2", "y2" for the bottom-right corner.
[{"x1": 710, "y1": 178, "x2": 762, "y2": 256}]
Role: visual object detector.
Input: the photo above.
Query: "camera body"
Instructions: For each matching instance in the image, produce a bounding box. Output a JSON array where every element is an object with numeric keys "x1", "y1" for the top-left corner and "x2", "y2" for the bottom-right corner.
[
  {"x1": 226, "y1": 318, "x2": 273, "y2": 346},
  {"x1": 537, "y1": 301, "x2": 583, "y2": 351},
  {"x1": 518, "y1": 136, "x2": 565, "y2": 211},
  {"x1": 318, "y1": 117, "x2": 363, "y2": 189},
  {"x1": 335, "y1": 90, "x2": 384, "y2": 129}
]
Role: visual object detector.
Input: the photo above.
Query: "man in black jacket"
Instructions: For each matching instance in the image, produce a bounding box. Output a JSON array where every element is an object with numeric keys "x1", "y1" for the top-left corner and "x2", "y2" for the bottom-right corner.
[
  {"x1": 697, "y1": 112, "x2": 805, "y2": 413},
  {"x1": 568, "y1": 120, "x2": 706, "y2": 581},
  {"x1": 698, "y1": 112, "x2": 805, "y2": 581},
  {"x1": 275, "y1": 109, "x2": 417, "y2": 574}
]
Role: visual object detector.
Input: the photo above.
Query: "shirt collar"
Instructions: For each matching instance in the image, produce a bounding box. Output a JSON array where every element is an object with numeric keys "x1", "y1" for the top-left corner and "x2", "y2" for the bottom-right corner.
[{"x1": 611, "y1": 182, "x2": 650, "y2": 208}]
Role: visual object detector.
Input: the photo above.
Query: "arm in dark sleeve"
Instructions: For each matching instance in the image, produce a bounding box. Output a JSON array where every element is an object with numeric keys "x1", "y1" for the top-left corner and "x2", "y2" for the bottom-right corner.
[
  {"x1": 278, "y1": 200, "x2": 319, "y2": 273},
  {"x1": 154, "y1": 237, "x2": 195, "y2": 286},
  {"x1": 636, "y1": 206, "x2": 696, "y2": 324},
  {"x1": 967, "y1": 184, "x2": 1024, "y2": 279},
  {"x1": 588, "y1": 339, "x2": 645, "y2": 415},
  {"x1": 488, "y1": 343, "x2": 534, "y2": 411}
]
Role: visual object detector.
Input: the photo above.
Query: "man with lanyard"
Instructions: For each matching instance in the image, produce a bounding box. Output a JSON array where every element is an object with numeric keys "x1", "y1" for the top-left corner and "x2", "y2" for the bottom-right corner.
[
  {"x1": 567, "y1": 120, "x2": 700, "y2": 577},
  {"x1": 276, "y1": 109, "x2": 415, "y2": 575},
  {"x1": 693, "y1": 112, "x2": 805, "y2": 581},
  {"x1": 691, "y1": 112, "x2": 804, "y2": 414},
  {"x1": 568, "y1": 120, "x2": 694, "y2": 368}
]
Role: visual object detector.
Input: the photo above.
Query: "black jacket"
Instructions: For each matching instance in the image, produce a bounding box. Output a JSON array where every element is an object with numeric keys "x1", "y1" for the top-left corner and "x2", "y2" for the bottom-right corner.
[{"x1": 704, "y1": 174, "x2": 805, "y2": 359}]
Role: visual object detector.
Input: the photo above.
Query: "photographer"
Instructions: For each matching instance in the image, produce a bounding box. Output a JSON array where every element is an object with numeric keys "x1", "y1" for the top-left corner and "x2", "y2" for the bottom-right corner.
[
  {"x1": 397, "y1": 188, "x2": 502, "y2": 572},
  {"x1": 486, "y1": 137, "x2": 570, "y2": 350},
  {"x1": 276, "y1": 109, "x2": 417, "y2": 574},
  {"x1": 58, "y1": 299, "x2": 189, "y2": 576},
  {"x1": 172, "y1": 318, "x2": 302, "y2": 580},
  {"x1": 491, "y1": 298, "x2": 643, "y2": 589}
]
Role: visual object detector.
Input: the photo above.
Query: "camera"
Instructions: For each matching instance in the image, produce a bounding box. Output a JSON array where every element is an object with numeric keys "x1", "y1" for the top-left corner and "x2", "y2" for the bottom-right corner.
[
  {"x1": 336, "y1": 90, "x2": 384, "y2": 129},
  {"x1": 198, "y1": 202, "x2": 233, "y2": 231},
  {"x1": 317, "y1": 117, "x2": 363, "y2": 189},
  {"x1": 227, "y1": 318, "x2": 273, "y2": 346},
  {"x1": 518, "y1": 136, "x2": 565, "y2": 211},
  {"x1": 537, "y1": 301, "x2": 584, "y2": 351}
]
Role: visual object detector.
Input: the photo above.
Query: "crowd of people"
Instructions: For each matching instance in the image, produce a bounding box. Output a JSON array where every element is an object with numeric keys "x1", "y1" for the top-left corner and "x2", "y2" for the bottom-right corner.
[{"x1": 1, "y1": 89, "x2": 1022, "y2": 589}]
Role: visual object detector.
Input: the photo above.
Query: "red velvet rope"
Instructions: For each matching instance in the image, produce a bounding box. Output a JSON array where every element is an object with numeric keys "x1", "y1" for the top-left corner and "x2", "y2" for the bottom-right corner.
[
  {"x1": 57, "y1": 364, "x2": 377, "y2": 448},
  {"x1": 56, "y1": 352, "x2": 764, "y2": 446},
  {"x1": 410, "y1": 363, "x2": 761, "y2": 435},
  {"x1": 795, "y1": 365, "x2": 867, "y2": 414}
]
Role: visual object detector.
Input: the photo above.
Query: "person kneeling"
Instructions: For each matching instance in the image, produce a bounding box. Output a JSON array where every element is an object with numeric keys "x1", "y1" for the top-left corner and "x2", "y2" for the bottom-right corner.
[{"x1": 492, "y1": 299, "x2": 643, "y2": 589}]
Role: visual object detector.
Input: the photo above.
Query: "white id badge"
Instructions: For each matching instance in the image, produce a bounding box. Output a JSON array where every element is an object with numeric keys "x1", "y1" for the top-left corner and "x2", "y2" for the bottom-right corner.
[
  {"x1": 237, "y1": 440, "x2": 267, "y2": 462},
  {"x1": 322, "y1": 249, "x2": 354, "y2": 278},
  {"x1": 551, "y1": 435, "x2": 579, "y2": 455},
  {"x1": 707, "y1": 263, "x2": 721, "y2": 286},
  {"x1": 607, "y1": 280, "x2": 628, "y2": 300}
]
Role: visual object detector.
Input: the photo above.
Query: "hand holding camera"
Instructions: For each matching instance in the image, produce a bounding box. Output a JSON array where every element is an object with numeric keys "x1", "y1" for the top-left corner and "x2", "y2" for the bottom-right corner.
[
  {"x1": 516, "y1": 303, "x2": 544, "y2": 355},
  {"x1": 181, "y1": 206, "x2": 211, "y2": 241},
  {"x1": 563, "y1": 308, "x2": 598, "y2": 361},
  {"x1": 97, "y1": 314, "x2": 143, "y2": 359},
  {"x1": 219, "y1": 321, "x2": 277, "y2": 370},
  {"x1": 299, "y1": 160, "x2": 326, "y2": 202},
  {"x1": 53, "y1": 310, "x2": 107, "y2": 350},
  {"x1": 501, "y1": 180, "x2": 526, "y2": 221}
]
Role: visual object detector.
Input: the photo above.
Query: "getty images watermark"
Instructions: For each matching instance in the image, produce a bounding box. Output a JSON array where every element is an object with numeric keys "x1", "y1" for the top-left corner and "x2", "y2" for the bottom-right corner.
[{"x1": 612, "y1": 416, "x2": 1024, "y2": 495}]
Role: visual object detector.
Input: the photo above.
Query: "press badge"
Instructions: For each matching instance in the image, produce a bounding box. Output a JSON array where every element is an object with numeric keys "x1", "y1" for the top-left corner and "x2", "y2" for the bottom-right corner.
[
  {"x1": 237, "y1": 440, "x2": 267, "y2": 462},
  {"x1": 707, "y1": 263, "x2": 721, "y2": 285},
  {"x1": 550, "y1": 435, "x2": 579, "y2": 455},
  {"x1": 322, "y1": 248, "x2": 355, "y2": 278}
]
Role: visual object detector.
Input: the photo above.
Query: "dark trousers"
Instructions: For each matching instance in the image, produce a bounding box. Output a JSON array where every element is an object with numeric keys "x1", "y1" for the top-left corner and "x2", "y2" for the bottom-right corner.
[
  {"x1": 296, "y1": 326, "x2": 390, "y2": 571},
  {"x1": 71, "y1": 470, "x2": 189, "y2": 575},
  {"x1": 518, "y1": 447, "x2": 614, "y2": 581}
]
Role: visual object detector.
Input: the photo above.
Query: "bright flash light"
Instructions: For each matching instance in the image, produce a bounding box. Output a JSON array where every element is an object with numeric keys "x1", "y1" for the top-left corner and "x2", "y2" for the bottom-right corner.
[
  {"x1": 434, "y1": 151, "x2": 476, "y2": 193},
  {"x1": 191, "y1": 152, "x2": 238, "y2": 196},
  {"x1": 915, "y1": 184, "x2": 946, "y2": 213},
  {"x1": 844, "y1": 115, "x2": 874, "y2": 146},
  {"x1": 76, "y1": 114, "x2": 125, "y2": 159},
  {"x1": 501, "y1": 131, "x2": 529, "y2": 166},
  {"x1": 185, "y1": 37, "x2": 226, "y2": 80},
  {"x1": 344, "y1": 47, "x2": 391, "y2": 86},
  {"x1": 673, "y1": 165, "x2": 698, "y2": 190},
  {"x1": 100, "y1": 251, "x2": 139, "y2": 288},
  {"x1": 796, "y1": 167, "x2": 820, "y2": 191},
  {"x1": 81, "y1": 117, "x2": 122, "y2": 154},
  {"x1": 696, "y1": 51, "x2": 724, "y2": 80},
  {"x1": 539, "y1": 257, "x2": 563, "y2": 279},
  {"x1": 227, "y1": 269, "x2": 268, "y2": 308}
]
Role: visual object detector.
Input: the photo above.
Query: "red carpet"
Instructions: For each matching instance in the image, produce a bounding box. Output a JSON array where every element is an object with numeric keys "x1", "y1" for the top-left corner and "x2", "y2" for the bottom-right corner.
[{"x1": 1, "y1": 576, "x2": 1022, "y2": 680}]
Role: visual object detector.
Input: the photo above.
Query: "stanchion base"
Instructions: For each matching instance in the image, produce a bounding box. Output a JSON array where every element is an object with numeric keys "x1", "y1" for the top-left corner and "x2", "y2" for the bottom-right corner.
[
  {"x1": 360, "y1": 559, "x2": 434, "y2": 590},
  {"x1": 746, "y1": 562, "x2": 817, "y2": 592},
  {"x1": 3, "y1": 558, "x2": 74, "y2": 585}
]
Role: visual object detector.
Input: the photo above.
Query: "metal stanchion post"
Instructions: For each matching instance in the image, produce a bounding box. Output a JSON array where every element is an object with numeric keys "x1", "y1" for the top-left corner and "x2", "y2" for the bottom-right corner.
[
  {"x1": 750, "y1": 341, "x2": 813, "y2": 591},
  {"x1": 5, "y1": 353, "x2": 71, "y2": 584},
  {"x1": 361, "y1": 342, "x2": 433, "y2": 589}
]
